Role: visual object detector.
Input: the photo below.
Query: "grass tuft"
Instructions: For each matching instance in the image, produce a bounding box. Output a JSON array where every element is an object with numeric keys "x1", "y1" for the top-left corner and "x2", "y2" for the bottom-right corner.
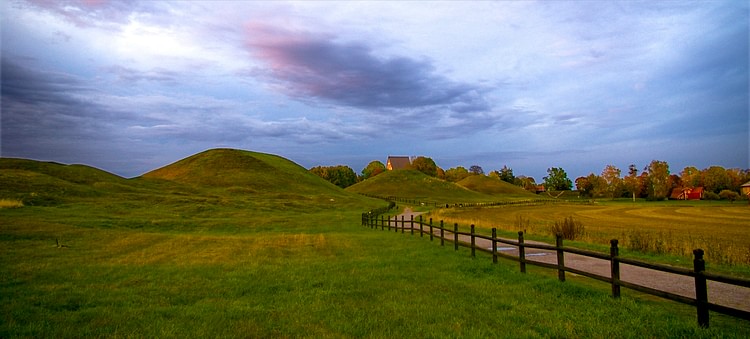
[{"x1": 0, "y1": 199, "x2": 24, "y2": 209}]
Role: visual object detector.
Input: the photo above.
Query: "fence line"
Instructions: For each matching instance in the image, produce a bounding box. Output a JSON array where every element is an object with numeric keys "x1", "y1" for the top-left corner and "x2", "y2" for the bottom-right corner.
[{"x1": 360, "y1": 213, "x2": 750, "y2": 328}]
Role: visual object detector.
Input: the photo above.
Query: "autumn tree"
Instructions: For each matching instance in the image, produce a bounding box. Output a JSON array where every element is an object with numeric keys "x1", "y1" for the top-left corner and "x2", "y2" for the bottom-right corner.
[
  {"x1": 409, "y1": 156, "x2": 438, "y2": 177},
  {"x1": 575, "y1": 176, "x2": 591, "y2": 196},
  {"x1": 623, "y1": 164, "x2": 642, "y2": 202},
  {"x1": 497, "y1": 165, "x2": 515, "y2": 183},
  {"x1": 646, "y1": 160, "x2": 670, "y2": 200},
  {"x1": 360, "y1": 160, "x2": 385, "y2": 180},
  {"x1": 680, "y1": 166, "x2": 701, "y2": 188},
  {"x1": 516, "y1": 176, "x2": 537, "y2": 192},
  {"x1": 469, "y1": 165, "x2": 484, "y2": 175},
  {"x1": 444, "y1": 166, "x2": 470, "y2": 182},
  {"x1": 543, "y1": 167, "x2": 572, "y2": 191},
  {"x1": 601, "y1": 165, "x2": 623, "y2": 199}
]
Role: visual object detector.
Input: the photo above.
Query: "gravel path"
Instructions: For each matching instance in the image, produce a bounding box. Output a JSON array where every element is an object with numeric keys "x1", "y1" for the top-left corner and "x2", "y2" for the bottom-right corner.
[{"x1": 389, "y1": 209, "x2": 750, "y2": 313}]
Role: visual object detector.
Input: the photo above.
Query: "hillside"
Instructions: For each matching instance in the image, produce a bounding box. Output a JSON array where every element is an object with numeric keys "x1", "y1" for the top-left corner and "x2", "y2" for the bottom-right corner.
[
  {"x1": 0, "y1": 158, "x2": 131, "y2": 204},
  {"x1": 457, "y1": 175, "x2": 535, "y2": 197},
  {"x1": 140, "y1": 148, "x2": 345, "y2": 196},
  {"x1": 346, "y1": 169, "x2": 497, "y2": 203}
]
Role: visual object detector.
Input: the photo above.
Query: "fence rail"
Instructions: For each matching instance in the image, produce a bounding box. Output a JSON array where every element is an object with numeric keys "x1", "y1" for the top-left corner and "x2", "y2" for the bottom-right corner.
[{"x1": 360, "y1": 213, "x2": 750, "y2": 328}]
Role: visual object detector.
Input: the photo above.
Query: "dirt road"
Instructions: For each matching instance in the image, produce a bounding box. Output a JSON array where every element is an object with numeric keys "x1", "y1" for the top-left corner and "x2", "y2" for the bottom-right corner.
[{"x1": 389, "y1": 209, "x2": 750, "y2": 313}]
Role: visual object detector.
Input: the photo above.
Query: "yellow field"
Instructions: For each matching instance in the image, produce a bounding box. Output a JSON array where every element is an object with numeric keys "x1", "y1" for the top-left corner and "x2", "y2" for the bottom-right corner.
[{"x1": 430, "y1": 201, "x2": 750, "y2": 265}]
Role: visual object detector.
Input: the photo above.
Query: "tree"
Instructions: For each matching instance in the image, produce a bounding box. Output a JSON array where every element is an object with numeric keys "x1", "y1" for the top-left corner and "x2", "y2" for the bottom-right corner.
[
  {"x1": 646, "y1": 160, "x2": 670, "y2": 200},
  {"x1": 309, "y1": 165, "x2": 357, "y2": 188},
  {"x1": 469, "y1": 165, "x2": 484, "y2": 175},
  {"x1": 543, "y1": 167, "x2": 572, "y2": 191},
  {"x1": 623, "y1": 164, "x2": 642, "y2": 202},
  {"x1": 702, "y1": 166, "x2": 731, "y2": 193},
  {"x1": 601, "y1": 165, "x2": 623, "y2": 199},
  {"x1": 680, "y1": 166, "x2": 701, "y2": 188},
  {"x1": 498, "y1": 165, "x2": 515, "y2": 183},
  {"x1": 409, "y1": 156, "x2": 438, "y2": 177},
  {"x1": 360, "y1": 160, "x2": 385, "y2": 180},
  {"x1": 575, "y1": 176, "x2": 592, "y2": 197},
  {"x1": 516, "y1": 176, "x2": 537, "y2": 192},
  {"x1": 444, "y1": 166, "x2": 470, "y2": 182}
]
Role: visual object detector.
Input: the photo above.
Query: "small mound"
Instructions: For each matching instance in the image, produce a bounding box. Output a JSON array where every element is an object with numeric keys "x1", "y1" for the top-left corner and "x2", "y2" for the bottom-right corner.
[
  {"x1": 457, "y1": 175, "x2": 534, "y2": 196},
  {"x1": 346, "y1": 169, "x2": 495, "y2": 203}
]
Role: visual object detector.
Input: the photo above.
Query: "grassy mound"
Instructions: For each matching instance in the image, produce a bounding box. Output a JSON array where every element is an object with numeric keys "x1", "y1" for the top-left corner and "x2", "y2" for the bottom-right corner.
[
  {"x1": 140, "y1": 148, "x2": 342, "y2": 195},
  {"x1": 457, "y1": 175, "x2": 535, "y2": 196},
  {"x1": 346, "y1": 170, "x2": 496, "y2": 203},
  {"x1": 0, "y1": 158, "x2": 130, "y2": 204}
]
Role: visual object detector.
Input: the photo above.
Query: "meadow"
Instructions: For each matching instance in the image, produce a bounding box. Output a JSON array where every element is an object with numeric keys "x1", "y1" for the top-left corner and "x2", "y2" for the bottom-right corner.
[
  {"x1": 2, "y1": 151, "x2": 749, "y2": 337},
  {"x1": 428, "y1": 200, "x2": 750, "y2": 271}
]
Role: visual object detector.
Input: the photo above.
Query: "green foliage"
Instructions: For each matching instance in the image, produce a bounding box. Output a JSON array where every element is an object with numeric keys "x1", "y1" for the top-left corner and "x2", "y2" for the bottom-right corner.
[
  {"x1": 551, "y1": 216, "x2": 585, "y2": 240},
  {"x1": 646, "y1": 160, "x2": 670, "y2": 200},
  {"x1": 718, "y1": 190, "x2": 739, "y2": 202},
  {"x1": 409, "y1": 156, "x2": 438, "y2": 177},
  {"x1": 310, "y1": 165, "x2": 358, "y2": 188},
  {"x1": 703, "y1": 191, "x2": 720, "y2": 200},
  {"x1": 360, "y1": 160, "x2": 385, "y2": 180},
  {"x1": 703, "y1": 166, "x2": 732, "y2": 193},
  {"x1": 543, "y1": 167, "x2": 572, "y2": 191},
  {"x1": 444, "y1": 166, "x2": 470, "y2": 182}
]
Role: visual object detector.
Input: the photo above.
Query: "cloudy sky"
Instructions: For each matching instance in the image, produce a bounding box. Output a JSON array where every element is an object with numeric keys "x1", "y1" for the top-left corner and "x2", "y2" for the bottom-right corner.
[{"x1": 1, "y1": 1, "x2": 748, "y2": 180}]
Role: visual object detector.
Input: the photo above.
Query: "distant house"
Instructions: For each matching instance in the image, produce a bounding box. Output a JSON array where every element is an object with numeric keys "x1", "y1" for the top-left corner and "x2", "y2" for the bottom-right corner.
[
  {"x1": 535, "y1": 184, "x2": 546, "y2": 194},
  {"x1": 386, "y1": 156, "x2": 411, "y2": 171},
  {"x1": 742, "y1": 181, "x2": 750, "y2": 197},
  {"x1": 670, "y1": 187, "x2": 704, "y2": 200}
]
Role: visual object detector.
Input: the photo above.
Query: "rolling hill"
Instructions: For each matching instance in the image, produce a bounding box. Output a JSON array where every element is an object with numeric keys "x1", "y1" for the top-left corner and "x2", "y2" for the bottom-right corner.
[
  {"x1": 346, "y1": 169, "x2": 497, "y2": 203},
  {"x1": 456, "y1": 175, "x2": 535, "y2": 197}
]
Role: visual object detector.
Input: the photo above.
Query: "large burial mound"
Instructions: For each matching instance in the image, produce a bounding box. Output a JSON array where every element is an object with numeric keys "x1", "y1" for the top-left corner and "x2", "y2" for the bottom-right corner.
[{"x1": 140, "y1": 148, "x2": 343, "y2": 196}]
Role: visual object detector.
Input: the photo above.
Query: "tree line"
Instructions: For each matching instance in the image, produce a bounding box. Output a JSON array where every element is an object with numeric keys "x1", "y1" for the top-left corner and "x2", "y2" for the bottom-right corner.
[{"x1": 309, "y1": 157, "x2": 750, "y2": 201}]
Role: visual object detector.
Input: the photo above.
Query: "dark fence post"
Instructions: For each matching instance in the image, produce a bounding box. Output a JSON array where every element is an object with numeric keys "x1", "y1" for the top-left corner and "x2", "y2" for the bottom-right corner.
[
  {"x1": 381, "y1": 215, "x2": 384, "y2": 231},
  {"x1": 610, "y1": 239, "x2": 620, "y2": 298},
  {"x1": 471, "y1": 224, "x2": 476, "y2": 258},
  {"x1": 440, "y1": 220, "x2": 445, "y2": 246},
  {"x1": 556, "y1": 234, "x2": 565, "y2": 282},
  {"x1": 694, "y1": 249, "x2": 709, "y2": 328},
  {"x1": 410, "y1": 215, "x2": 414, "y2": 236},
  {"x1": 492, "y1": 228, "x2": 498, "y2": 264},
  {"x1": 429, "y1": 218, "x2": 434, "y2": 241},
  {"x1": 518, "y1": 231, "x2": 526, "y2": 273},
  {"x1": 454, "y1": 223, "x2": 459, "y2": 251},
  {"x1": 401, "y1": 215, "x2": 405, "y2": 234},
  {"x1": 419, "y1": 216, "x2": 423, "y2": 237},
  {"x1": 387, "y1": 215, "x2": 391, "y2": 231}
]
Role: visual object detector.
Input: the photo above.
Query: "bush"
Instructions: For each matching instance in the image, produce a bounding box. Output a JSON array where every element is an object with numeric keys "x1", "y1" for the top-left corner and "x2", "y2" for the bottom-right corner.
[
  {"x1": 550, "y1": 216, "x2": 585, "y2": 240},
  {"x1": 703, "y1": 192, "x2": 720, "y2": 200},
  {"x1": 718, "y1": 190, "x2": 740, "y2": 202}
]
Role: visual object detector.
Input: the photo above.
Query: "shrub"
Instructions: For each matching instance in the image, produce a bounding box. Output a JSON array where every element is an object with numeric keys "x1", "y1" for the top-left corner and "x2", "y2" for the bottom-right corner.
[
  {"x1": 0, "y1": 199, "x2": 24, "y2": 209},
  {"x1": 718, "y1": 190, "x2": 740, "y2": 202},
  {"x1": 703, "y1": 192, "x2": 720, "y2": 200},
  {"x1": 550, "y1": 216, "x2": 584, "y2": 240}
]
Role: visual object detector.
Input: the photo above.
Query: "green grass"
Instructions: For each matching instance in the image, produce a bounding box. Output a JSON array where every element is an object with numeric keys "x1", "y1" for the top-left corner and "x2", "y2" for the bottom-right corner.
[
  {"x1": 456, "y1": 175, "x2": 536, "y2": 198},
  {"x1": 1, "y1": 152, "x2": 749, "y2": 337}
]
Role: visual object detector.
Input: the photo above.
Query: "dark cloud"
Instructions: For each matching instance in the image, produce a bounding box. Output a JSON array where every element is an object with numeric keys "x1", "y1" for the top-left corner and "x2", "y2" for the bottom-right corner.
[{"x1": 244, "y1": 24, "x2": 492, "y2": 117}]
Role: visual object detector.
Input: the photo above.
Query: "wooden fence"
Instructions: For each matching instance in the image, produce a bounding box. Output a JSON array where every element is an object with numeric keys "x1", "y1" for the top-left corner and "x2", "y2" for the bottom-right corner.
[{"x1": 360, "y1": 213, "x2": 750, "y2": 328}]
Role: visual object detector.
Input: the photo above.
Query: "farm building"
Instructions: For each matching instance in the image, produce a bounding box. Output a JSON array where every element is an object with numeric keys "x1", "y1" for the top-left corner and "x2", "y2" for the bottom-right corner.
[
  {"x1": 386, "y1": 156, "x2": 411, "y2": 171},
  {"x1": 742, "y1": 181, "x2": 750, "y2": 197},
  {"x1": 670, "y1": 187, "x2": 704, "y2": 200}
]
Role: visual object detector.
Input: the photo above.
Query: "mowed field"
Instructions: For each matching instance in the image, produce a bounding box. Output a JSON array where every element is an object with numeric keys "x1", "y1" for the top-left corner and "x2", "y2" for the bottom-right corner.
[{"x1": 429, "y1": 200, "x2": 750, "y2": 269}]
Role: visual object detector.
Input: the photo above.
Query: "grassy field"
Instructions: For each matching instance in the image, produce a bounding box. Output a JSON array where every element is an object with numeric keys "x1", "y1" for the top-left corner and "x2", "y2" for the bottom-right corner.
[
  {"x1": 429, "y1": 200, "x2": 750, "y2": 270},
  {"x1": 2, "y1": 151, "x2": 750, "y2": 337}
]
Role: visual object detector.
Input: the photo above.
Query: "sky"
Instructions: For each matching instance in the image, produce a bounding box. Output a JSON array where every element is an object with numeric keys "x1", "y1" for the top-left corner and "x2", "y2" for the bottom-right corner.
[{"x1": 1, "y1": 0, "x2": 748, "y2": 180}]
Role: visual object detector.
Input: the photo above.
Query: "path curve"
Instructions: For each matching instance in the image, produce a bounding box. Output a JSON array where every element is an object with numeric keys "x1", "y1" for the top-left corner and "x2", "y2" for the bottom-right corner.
[{"x1": 388, "y1": 210, "x2": 750, "y2": 313}]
